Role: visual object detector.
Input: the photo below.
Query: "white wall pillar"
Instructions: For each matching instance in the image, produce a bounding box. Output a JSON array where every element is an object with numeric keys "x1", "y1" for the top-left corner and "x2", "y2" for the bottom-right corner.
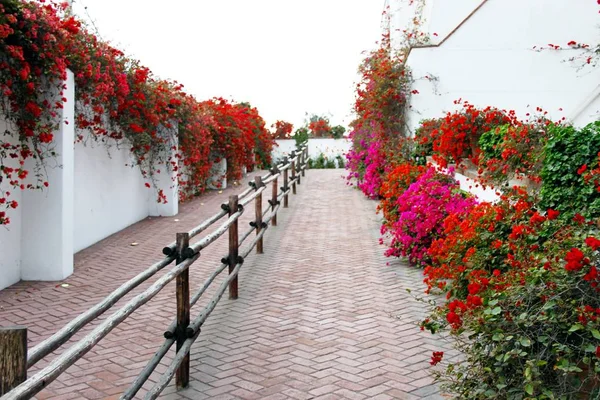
[{"x1": 20, "y1": 71, "x2": 75, "y2": 281}]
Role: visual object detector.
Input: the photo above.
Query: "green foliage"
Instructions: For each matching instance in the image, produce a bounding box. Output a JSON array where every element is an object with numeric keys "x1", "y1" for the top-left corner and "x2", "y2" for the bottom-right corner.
[
  {"x1": 478, "y1": 126, "x2": 505, "y2": 160},
  {"x1": 313, "y1": 153, "x2": 326, "y2": 169},
  {"x1": 330, "y1": 125, "x2": 346, "y2": 139},
  {"x1": 293, "y1": 127, "x2": 309, "y2": 147},
  {"x1": 540, "y1": 122, "x2": 600, "y2": 219},
  {"x1": 308, "y1": 153, "x2": 344, "y2": 169}
]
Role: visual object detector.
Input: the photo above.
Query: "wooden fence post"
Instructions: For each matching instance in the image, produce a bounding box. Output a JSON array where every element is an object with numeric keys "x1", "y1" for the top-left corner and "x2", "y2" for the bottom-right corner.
[
  {"x1": 283, "y1": 164, "x2": 289, "y2": 209},
  {"x1": 175, "y1": 233, "x2": 190, "y2": 389},
  {"x1": 0, "y1": 326, "x2": 27, "y2": 396},
  {"x1": 271, "y1": 171, "x2": 278, "y2": 226},
  {"x1": 254, "y1": 176, "x2": 264, "y2": 254},
  {"x1": 291, "y1": 154, "x2": 297, "y2": 195},
  {"x1": 228, "y1": 195, "x2": 239, "y2": 299},
  {"x1": 302, "y1": 146, "x2": 307, "y2": 176},
  {"x1": 296, "y1": 150, "x2": 302, "y2": 185}
]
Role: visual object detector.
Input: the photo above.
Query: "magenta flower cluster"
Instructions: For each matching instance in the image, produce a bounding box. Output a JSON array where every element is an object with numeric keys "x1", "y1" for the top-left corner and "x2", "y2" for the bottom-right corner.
[{"x1": 382, "y1": 168, "x2": 477, "y2": 265}]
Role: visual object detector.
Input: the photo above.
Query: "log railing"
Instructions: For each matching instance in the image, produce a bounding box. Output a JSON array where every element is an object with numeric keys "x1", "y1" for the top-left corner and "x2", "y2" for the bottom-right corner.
[{"x1": 0, "y1": 143, "x2": 309, "y2": 400}]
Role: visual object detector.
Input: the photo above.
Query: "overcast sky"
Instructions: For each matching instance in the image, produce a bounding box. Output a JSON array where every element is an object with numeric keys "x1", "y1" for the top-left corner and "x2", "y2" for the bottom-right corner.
[{"x1": 72, "y1": 0, "x2": 385, "y2": 131}]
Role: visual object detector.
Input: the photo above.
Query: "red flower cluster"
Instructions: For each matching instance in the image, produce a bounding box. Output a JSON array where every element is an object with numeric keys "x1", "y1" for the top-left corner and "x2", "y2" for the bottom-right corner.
[
  {"x1": 430, "y1": 351, "x2": 444, "y2": 366},
  {"x1": 271, "y1": 120, "x2": 294, "y2": 140},
  {"x1": 0, "y1": 0, "x2": 276, "y2": 222},
  {"x1": 308, "y1": 118, "x2": 332, "y2": 138},
  {"x1": 429, "y1": 101, "x2": 513, "y2": 166}
]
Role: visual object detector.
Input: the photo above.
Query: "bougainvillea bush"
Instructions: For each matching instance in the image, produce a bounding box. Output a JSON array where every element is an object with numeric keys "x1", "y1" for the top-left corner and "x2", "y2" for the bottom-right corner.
[
  {"x1": 382, "y1": 167, "x2": 477, "y2": 266},
  {"x1": 0, "y1": 0, "x2": 275, "y2": 223},
  {"x1": 378, "y1": 161, "x2": 427, "y2": 228},
  {"x1": 346, "y1": 34, "x2": 413, "y2": 198},
  {"x1": 478, "y1": 122, "x2": 548, "y2": 186},
  {"x1": 271, "y1": 120, "x2": 293, "y2": 140},
  {"x1": 422, "y1": 101, "x2": 514, "y2": 168},
  {"x1": 423, "y1": 189, "x2": 600, "y2": 398},
  {"x1": 370, "y1": 99, "x2": 600, "y2": 396}
]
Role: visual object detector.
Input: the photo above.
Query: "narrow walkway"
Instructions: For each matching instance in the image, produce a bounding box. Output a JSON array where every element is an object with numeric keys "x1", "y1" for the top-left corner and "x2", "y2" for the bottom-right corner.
[{"x1": 0, "y1": 170, "x2": 455, "y2": 399}]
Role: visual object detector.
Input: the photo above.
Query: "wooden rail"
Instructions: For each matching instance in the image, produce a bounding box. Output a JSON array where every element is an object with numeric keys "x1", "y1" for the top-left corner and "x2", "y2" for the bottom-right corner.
[{"x1": 0, "y1": 143, "x2": 310, "y2": 399}]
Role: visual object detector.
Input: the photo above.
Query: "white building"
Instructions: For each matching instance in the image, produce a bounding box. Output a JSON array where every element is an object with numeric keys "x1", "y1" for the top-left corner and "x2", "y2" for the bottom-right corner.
[{"x1": 384, "y1": 0, "x2": 600, "y2": 133}]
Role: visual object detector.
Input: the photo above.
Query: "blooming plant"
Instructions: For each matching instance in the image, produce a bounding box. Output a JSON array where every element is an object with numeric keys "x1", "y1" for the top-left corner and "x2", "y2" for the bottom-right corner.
[
  {"x1": 378, "y1": 162, "x2": 427, "y2": 228},
  {"x1": 271, "y1": 120, "x2": 293, "y2": 140},
  {"x1": 346, "y1": 34, "x2": 413, "y2": 197},
  {"x1": 423, "y1": 191, "x2": 600, "y2": 398},
  {"x1": 478, "y1": 122, "x2": 548, "y2": 186},
  {"x1": 0, "y1": 0, "x2": 276, "y2": 222},
  {"x1": 426, "y1": 101, "x2": 513, "y2": 167},
  {"x1": 383, "y1": 167, "x2": 477, "y2": 265},
  {"x1": 308, "y1": 116, "x2": 332, "y2": 138}
]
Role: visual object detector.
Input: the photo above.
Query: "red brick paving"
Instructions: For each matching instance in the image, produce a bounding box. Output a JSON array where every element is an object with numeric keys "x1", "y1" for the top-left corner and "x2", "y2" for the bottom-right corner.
[{"x1": 0, "y1": 170, "x2": 457, "y2": 399}]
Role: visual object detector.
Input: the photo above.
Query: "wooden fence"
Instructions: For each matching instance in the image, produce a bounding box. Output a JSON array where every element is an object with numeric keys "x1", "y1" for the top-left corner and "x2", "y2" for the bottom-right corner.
[{"x1": 0, "y1": 144, "x2": 309, "y2": 400}]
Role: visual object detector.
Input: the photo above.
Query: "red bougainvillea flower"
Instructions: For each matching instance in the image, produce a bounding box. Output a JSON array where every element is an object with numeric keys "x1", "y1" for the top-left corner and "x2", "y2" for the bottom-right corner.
[
  {"x1": 585, "y1": 236, "x2": 600, "y2": 251},
  {"x1": 547, "y1": 209, "x2": 560, "y2": 220},
  {"x1": 565, "y1": 248, "x2": 586, "y2": 271},
  {"x1": 430, "y1": 351, "x2": 444, "y2": 365}
]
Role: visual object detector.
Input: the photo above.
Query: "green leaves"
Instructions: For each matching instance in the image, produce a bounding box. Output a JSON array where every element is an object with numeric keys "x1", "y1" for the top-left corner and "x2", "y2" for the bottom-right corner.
[
  {"x1": 569, "y1": 323, "x2": 584, "y2": 333},
  {"x1": 540, "y1": 121, "x2": 600, "y2": 219}
]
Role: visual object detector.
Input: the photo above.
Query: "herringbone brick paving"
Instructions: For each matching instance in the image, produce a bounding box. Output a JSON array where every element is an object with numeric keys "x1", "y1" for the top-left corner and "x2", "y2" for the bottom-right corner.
[{"x1": 0, "y1": 169, "x2": 457, "y2": 399}]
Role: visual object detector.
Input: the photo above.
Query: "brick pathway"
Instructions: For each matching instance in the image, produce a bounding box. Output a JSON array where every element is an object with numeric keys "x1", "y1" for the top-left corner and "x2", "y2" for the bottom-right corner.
[{"x1": 0, "y1": 170, "x2": 456, "y2": 400}]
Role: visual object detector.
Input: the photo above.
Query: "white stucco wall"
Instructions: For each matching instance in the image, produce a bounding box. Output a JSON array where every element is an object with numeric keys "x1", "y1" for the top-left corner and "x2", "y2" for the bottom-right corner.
[
  {"x1": 403, "y1": 0, "x2": 600, "y2": 132},
  {"x1": 74, "y1": 136, "x2": 151, "y2": 252},
  {"x1": 272, "y1": 138, "x2": 352, "y2": 164},
  {"x1": 1, "y1": 78, "x2": 179, "y2": 290},
  {"x1": 0, "y1": 120, "x2": 23, "y2": 291}
]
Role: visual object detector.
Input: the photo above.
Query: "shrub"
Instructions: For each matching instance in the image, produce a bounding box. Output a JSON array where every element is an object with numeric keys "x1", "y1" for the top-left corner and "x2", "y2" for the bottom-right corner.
[
  {"x1": 422, "y1": 187, "x2": 600, "y2": 398},
  {"x1": 378, "y1": 162, "x2": 427, "y2": 228},
  {"x1": 430, "y1": 102, "x2": 513, "y2": 167},
  {"x1": 383, "y1": 167, "x2": 477, "y2": 265},
  {"x1": 271, "y1": 120, "x2": 293, "y2": 139},
  {"x1": 540, "y1": 121, "x2": 600, "y2": 219},
  {"x1": 478, "y1": 123, "x2": 548, "y2": 186}
]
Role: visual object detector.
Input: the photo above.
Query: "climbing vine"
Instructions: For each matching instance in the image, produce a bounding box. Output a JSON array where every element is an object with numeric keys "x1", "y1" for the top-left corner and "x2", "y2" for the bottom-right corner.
[{"x1": 0, "y1": 0, "x2": 275, "y2": 224}]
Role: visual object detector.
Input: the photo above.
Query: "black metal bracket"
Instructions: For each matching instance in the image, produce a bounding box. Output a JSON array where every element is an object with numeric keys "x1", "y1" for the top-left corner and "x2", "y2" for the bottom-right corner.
[
  {"x1": 268, "y1": 199, "x2": 280, "y2": 206},
  {"x1": 249, "y1": 221, "x2": 257, "y2": 228},
  {"x1": 163, "y1": 328, "x2": 175, "y2": 339},
  {"x1": 237, "y1": 204, "x2": 244, "y2": 212},
  {"x1": 261, "y1": 222, "x2": 268, "y2": 228},
  {"x1": 186, "y1": 326, "x2": 200, "y2": 338},
  {"x1": 222, "y1": 255, "x2": 244, "y2": 265},
  {"x1": 182, "y1": 247, "x2": 197, "y2": 260},
  {"x1": 162, "y1": 246, "x2": 175, "y2": 256},
  {"x1": 221, "y1": 203, "x2": 230, "y2": 212},
  {"x1": 270, "y1": 167, "x2": 279, "y2": 175},
  {"x1": 248, "y1": 181, "x2": 265, "y2": 190},
  {"x1": 280, "y1": 186, "x2": 289, "y2": 192}
]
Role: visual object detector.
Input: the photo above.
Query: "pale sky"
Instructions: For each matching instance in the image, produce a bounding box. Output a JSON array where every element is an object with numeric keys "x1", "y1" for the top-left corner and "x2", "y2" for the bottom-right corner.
[{"x1": 72, "y1": 0, "x2": 385, "y2": 130}]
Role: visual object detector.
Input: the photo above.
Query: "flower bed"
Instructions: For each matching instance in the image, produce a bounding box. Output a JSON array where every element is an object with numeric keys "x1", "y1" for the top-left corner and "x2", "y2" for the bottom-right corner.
[{"x1": 348, "y1": 90, "x2": 600, "y2": 396}]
